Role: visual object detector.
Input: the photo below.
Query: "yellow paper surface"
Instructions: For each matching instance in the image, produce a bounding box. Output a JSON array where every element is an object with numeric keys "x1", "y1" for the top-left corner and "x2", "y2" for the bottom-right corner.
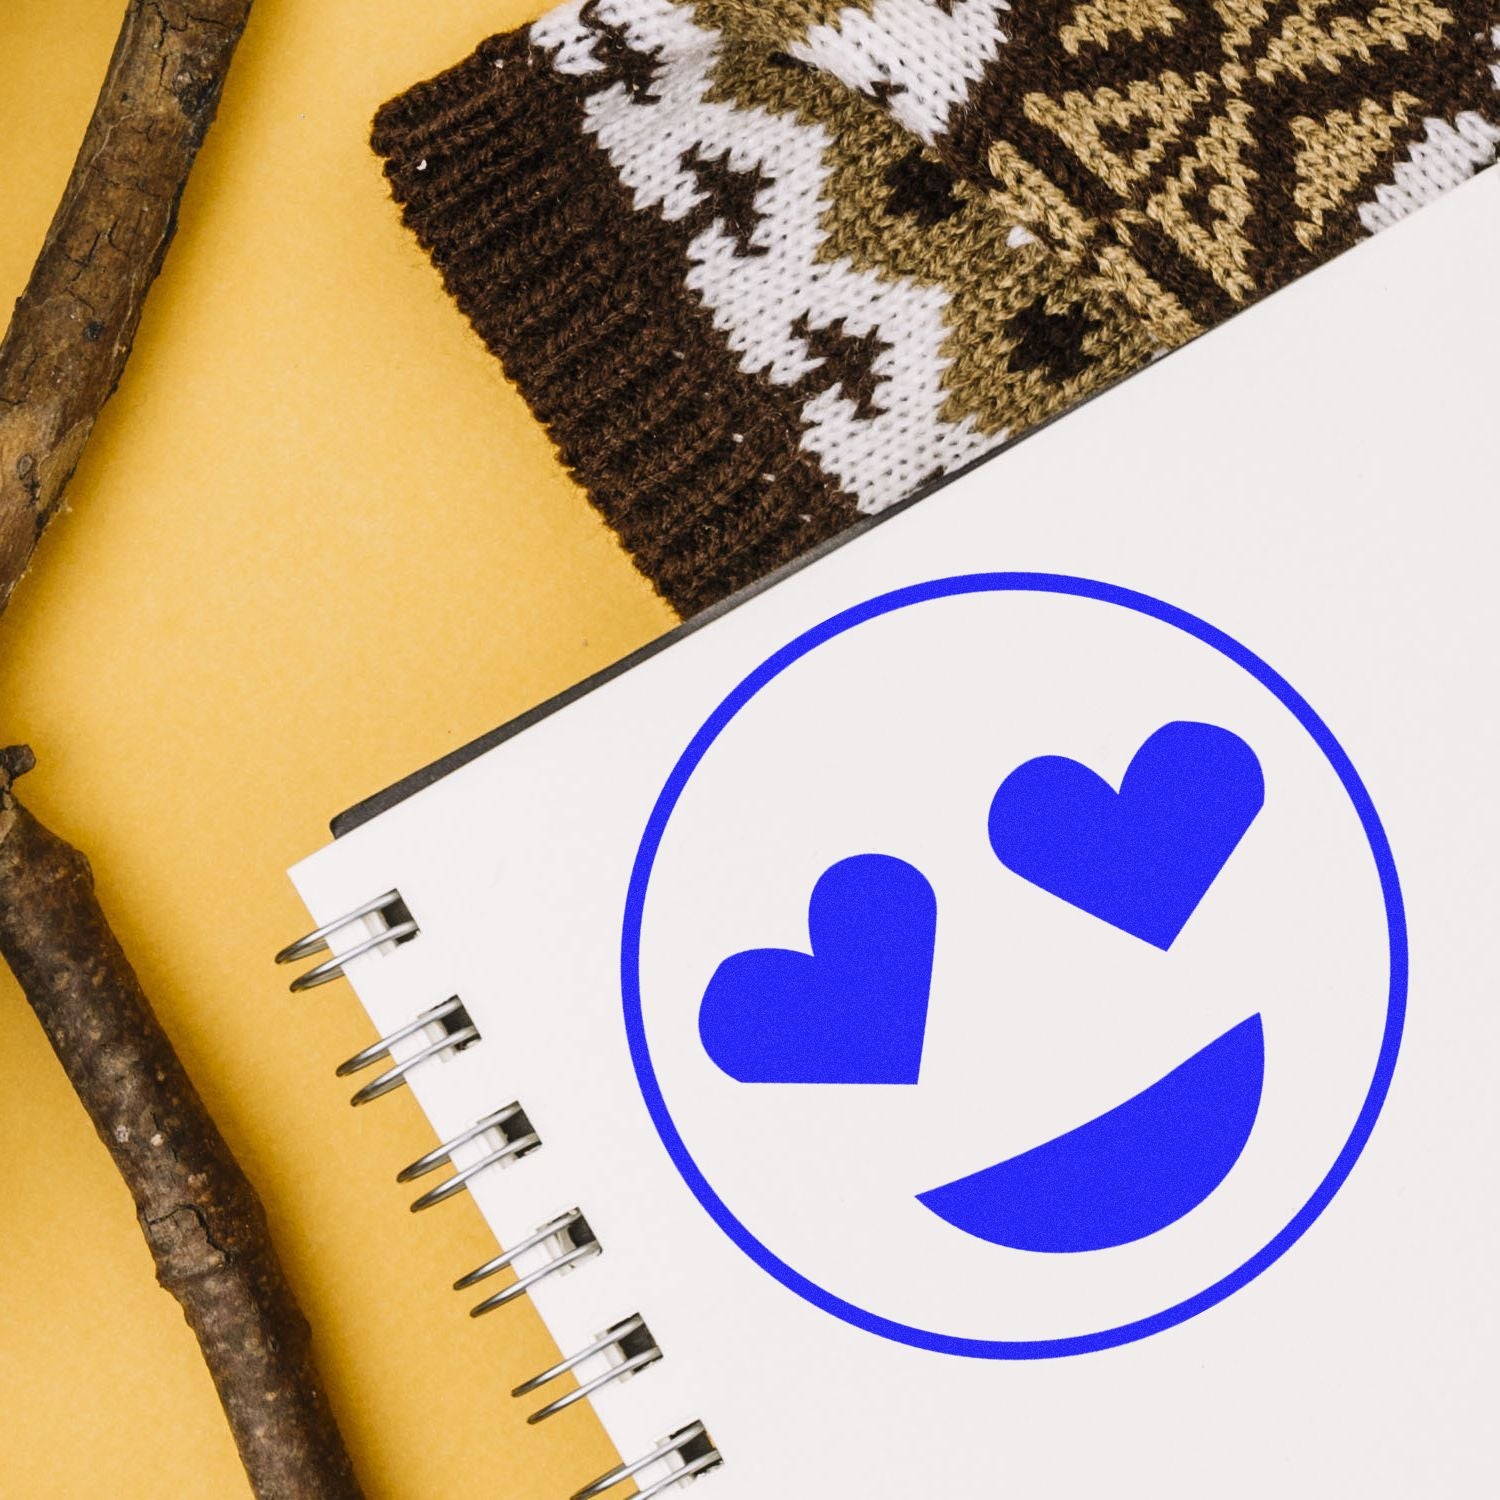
[{"x1": 0, "y1": 3, "x2": 674, "y2": 1495}]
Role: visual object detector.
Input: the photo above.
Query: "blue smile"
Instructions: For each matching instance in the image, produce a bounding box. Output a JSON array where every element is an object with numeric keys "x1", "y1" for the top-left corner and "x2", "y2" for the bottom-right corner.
[{"x1": 918, "y1": 1014, "x2": 1265, "y2": 1253}]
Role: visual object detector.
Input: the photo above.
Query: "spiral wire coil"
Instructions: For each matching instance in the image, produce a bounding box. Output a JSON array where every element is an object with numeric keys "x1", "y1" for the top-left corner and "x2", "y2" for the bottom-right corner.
[
  {"x1": 397, "y1": 1102, "x2": 541, "y2": 1213},
  {"x1": 279, "y1": 894, "x2": 723, "y2": 1495}
]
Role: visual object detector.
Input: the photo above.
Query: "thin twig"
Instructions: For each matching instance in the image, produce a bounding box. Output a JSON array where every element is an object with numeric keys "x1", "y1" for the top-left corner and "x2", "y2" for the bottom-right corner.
[
  {"x1": 0, "y1": 749, "x2": 362, "y2": 1499},
  {"x1": 0, "y1": 5, "x2": 364, "y2": 1495},
  {"x1": 1, "y1": 0, "x2": 249, "y2": 609}
]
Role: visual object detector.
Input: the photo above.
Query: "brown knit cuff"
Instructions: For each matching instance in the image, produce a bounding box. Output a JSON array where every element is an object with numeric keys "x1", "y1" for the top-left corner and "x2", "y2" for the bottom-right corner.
[
  {"x1": 376, "y1": 3, "x2": 1497, "y2": 621},
  {"x1": 372, "y1": 4, "x2": 1182, "y2": 619},
  {"x1": 373, "y1": 32, "x2": 863, "y2": 619}
]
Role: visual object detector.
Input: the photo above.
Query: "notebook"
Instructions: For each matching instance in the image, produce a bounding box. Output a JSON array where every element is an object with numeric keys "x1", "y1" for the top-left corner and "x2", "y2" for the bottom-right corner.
[{"x1": 280, "y1": 167, "x2": 1497, "y2": 1498}]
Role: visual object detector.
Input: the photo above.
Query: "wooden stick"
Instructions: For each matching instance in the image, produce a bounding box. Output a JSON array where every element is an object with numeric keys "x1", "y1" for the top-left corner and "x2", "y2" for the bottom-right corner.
[
  {"x1": 1, "y1": 0, "x2": 252, "y2": 609},
  {"x1": 0, "y1": 748, "x2": 363, "y2": 1499},
  {"x1": 0, "y1": 5, "x2": 366, "y2": 1495}
]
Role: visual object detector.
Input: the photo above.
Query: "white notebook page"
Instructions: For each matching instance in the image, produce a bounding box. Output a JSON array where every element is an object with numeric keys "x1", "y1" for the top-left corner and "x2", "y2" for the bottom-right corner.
[{"x1": 291, "y1": 168, "x2": 1498, "y2": 1497}]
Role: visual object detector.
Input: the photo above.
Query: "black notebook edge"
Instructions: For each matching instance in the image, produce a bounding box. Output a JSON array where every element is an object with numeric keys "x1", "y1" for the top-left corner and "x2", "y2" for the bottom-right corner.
[
  {"x1": 330, "y1": 456, "x2": 956, "y2": 836},
  {"x1": 330, "y1": 261, "x2": 1291, "y2": 839}
]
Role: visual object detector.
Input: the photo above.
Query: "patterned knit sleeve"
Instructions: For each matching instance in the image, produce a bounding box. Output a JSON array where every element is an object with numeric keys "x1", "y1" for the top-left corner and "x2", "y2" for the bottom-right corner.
[
  {"x1": 371, "y1": 0, "x2": 1157, "y2": 615},
  {"x1": 373, "y1": 0, "x2": 1496, "y2": 616},
  {"x1": 707, "y1": 0, "x2": 1500, "y2": 338}
]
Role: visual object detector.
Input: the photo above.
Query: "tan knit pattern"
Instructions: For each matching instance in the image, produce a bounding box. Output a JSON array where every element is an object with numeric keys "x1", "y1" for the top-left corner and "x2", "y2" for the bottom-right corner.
[
  {"x1": 994, "y1": 0, "x2": 1488, "y2": 320},
  {"x1": 373, "y1": 0, "x2": 1497, "y2": 614},
  {"x1": 693, "y1": 0, "x2": 872, "y2": 47},
  {"x1": 741, "y1": 0, "x2": 1499, "y2": 324},
  {"x1": 705, "y1": 42, "x2": 1161, "y2": 436}
]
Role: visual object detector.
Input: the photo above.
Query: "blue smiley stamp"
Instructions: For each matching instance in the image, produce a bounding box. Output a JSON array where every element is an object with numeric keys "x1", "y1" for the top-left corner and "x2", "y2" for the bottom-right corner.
[{"x1": 623, "y1": 575, "x2": 1405, "y2": 1358}]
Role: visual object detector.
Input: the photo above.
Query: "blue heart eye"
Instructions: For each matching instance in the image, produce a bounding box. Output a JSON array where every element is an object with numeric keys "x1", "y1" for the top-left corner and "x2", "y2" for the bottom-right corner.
[
  {"x1": 988, "y1": 720, "x2": 1265, "y2": 949},
  {"x1": 698, "y1": 853, "x2": 937, "y2": 1085},
  {"x1": 697, "y1": 721, "x2": 1269, "y2": 1255}
]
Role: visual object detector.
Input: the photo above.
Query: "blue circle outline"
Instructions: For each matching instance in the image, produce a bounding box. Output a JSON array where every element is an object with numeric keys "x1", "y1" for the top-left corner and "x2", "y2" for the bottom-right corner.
[{"x1": 620, "y1": 574, "x2": 1407, "y2": 1359}]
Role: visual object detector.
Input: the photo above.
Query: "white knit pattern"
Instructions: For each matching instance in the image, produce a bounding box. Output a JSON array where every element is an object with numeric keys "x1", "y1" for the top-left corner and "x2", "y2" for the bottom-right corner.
[
  {"x1": 785, "y1": 0, "x2": 1012, "y2": 147},
  {"x1": 1357, "y1": 112, "x2": 1500, "y2": 234},
  {"x1": 530, "y1": 0, "x2": 1498, "y2": 508},
  {"x1": 531, "y1": 0, "x2": 1001, "y2": 512}
]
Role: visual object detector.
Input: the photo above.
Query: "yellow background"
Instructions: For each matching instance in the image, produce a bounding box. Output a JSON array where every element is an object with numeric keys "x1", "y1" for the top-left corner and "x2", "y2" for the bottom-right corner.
[{"x1": 0, "y1": 2, "x2": 675, "y2": 1495}]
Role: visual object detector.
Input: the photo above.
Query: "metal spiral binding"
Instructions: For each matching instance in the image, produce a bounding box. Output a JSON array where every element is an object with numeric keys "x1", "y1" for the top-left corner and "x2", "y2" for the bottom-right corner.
[
  {"x1": 454, "y1": 1207, "x2": 602, "y2": 1317},
  {"x1": 573, "y1": 1423, "x2": 722, "y2": 1500},
  {"x1": 397, "y1": 1103, "x2": 540, "y2": 1212},
  {"x1": 279, "y1": 895, "x2": 724, "y2": 1497},
  {"x1": 513, "y1": 1315, "x2": 662, "y2": 1425},
  {"x1": 335, "y1": 996, "x2": 479, "y2": 1106},
  {"x1": 275, "y1": 890, "x2": 417, "y2": 990}
]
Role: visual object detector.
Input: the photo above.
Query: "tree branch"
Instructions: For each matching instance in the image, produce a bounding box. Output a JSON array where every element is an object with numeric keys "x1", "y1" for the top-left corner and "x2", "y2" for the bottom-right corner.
[
  {"x1": 0, "y1": 5, "x2": 365, "y2": 1496},
  {"x1": 0, "y1": 749, "x2": 362, "y2": 1499},
  {"x1": 0, "y1": 0, "x2": 251, "y2": 610}
]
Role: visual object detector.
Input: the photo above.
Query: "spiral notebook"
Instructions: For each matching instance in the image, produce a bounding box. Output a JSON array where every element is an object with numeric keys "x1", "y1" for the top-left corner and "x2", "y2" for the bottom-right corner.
[{"x1": 280, "y1": 168, "x2": 1497, "y2": 1499}]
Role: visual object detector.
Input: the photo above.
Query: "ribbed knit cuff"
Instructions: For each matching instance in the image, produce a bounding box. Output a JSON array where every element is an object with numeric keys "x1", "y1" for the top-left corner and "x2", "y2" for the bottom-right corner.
[
  {"x1": 372, "y1": 31, "x2": 856, "y2": 616},
  {"x1": 374, "y1": 0, "x2": 1497, "y2": 618},
  {"x1": 372, "y1": 2, "x2": 1156, "y2": 616}
]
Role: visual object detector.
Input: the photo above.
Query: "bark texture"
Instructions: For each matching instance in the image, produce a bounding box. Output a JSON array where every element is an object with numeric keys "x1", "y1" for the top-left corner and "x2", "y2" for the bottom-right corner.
[
  {"x1": 0, "y1": 5, "x2": 366, "y2": 1495},
  {"x1": 0, "y1": 0, "x2": 253, "y2": 612},
  {"x1": 0, "y1": 749, "x2": 363, "y2": 1499}
]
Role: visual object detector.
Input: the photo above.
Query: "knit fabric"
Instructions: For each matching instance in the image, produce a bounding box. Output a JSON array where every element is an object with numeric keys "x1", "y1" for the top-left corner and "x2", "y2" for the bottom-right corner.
[
  {"x1": 373, "y1": 1, "x2": 1498, "y2": 615},
  {"x1": 708, "y1": 0, "x2": 1500, "y2": 331}
]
